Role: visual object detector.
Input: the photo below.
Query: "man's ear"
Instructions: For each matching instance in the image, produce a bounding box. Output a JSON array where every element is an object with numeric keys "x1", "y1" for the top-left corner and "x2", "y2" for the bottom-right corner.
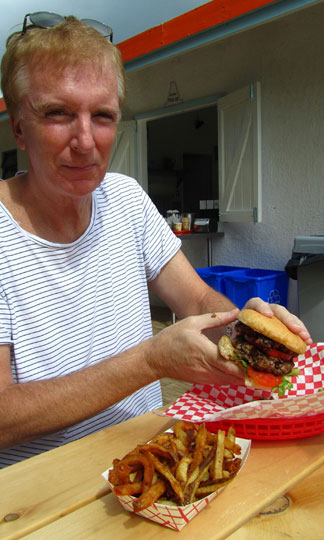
[{"x1": 10, "y1": 114, "x2": 26, "y2": 150}]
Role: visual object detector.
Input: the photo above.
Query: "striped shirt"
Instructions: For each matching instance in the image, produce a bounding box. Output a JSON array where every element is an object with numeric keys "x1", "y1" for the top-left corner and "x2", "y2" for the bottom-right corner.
[{"x1": 0, "y1": 172, "x2": 181, "y2": 467}]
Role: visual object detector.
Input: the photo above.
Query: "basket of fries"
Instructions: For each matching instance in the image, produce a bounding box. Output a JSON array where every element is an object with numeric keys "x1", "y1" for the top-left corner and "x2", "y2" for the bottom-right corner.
[{"x1": 102, "y1": 421, "x2": 250, "y2": 531}]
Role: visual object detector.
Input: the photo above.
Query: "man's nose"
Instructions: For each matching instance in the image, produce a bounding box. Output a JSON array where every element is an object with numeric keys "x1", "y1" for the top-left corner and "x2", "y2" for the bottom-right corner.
[{"x1": 70, "y1": 116, "x2": 95, "y2": 153}]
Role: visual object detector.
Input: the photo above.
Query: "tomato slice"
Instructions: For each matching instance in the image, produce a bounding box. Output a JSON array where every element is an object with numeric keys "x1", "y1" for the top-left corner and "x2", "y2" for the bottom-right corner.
[
  {"x1": 247, "y1": 365, "x2": 282, "y2": 388},
  {"x1": 266, "y1": 348, "x2": 292, "y2": 361}
]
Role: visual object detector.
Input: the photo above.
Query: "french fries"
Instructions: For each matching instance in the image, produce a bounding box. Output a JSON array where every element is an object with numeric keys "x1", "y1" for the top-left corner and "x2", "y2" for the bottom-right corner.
[{"x1": 108, "y1": 421, "x2": 242, "y2": 512}]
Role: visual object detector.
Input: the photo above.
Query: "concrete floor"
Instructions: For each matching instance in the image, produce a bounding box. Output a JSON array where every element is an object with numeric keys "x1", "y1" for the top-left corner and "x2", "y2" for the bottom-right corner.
[{"x1": 151, "y1": 306, "x2": 192, "y2": 405}]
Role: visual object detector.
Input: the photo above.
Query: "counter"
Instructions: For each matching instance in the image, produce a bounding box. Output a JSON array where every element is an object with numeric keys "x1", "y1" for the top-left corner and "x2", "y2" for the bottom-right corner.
[{"x1": 175, "y1": 231, "x2": 224, "y2": 266}]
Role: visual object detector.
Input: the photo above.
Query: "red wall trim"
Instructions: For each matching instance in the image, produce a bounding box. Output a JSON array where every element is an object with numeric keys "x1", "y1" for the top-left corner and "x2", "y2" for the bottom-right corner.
[{"x1": 117, "y1": 0, "x2": 279, "y2": 62}]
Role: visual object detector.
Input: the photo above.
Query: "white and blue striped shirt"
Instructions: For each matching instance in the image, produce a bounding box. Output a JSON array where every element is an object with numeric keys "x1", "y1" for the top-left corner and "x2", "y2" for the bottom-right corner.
[{"x1": 0, "y1": 172, "x2": 181, "y2": 467}]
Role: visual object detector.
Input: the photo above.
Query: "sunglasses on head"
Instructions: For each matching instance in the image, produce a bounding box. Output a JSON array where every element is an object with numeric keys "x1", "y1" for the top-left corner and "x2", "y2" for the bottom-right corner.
[{"x1": 21, "y1": 11, "x2": 113, "y2": 42}]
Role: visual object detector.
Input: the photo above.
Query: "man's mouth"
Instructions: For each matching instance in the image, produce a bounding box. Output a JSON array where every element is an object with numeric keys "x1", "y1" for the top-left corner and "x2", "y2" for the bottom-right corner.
[{"x1": 64, "y1": 163, "x2": 97, "y2": 171}]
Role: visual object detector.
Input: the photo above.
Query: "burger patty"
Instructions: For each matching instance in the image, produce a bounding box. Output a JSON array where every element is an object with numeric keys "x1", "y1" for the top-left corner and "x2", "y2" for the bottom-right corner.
[
  {"x1": 232, "y1": 337, "x2": 294, "y2": 376},
  {"x1": 235, "y1": 322, "x2": 293, "y2": 355}
]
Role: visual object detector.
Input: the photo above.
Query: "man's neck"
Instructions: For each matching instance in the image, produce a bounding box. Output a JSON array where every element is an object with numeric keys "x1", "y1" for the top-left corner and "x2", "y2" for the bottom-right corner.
[{"x1": 0, "y1": 175, "x2": 93, "y2": 243}]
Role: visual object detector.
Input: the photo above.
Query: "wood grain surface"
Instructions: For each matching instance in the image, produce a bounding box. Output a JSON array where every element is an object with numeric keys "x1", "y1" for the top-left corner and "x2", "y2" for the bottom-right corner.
[
  {"x1": 20, "y1": 453, "x2": 324, "y2": 540},
  {"x1": 227, "y1": 463, "x2": 324, "y2": 539}
]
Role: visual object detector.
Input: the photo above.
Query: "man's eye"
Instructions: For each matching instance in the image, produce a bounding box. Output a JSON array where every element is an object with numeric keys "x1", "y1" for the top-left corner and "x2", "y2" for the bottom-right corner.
[
  {"x1": 46, "y1": 110, "x2": 68, "y2": 118},
  {"x1": 95, "y1": 112, "x2": 118, "y2": 122}
]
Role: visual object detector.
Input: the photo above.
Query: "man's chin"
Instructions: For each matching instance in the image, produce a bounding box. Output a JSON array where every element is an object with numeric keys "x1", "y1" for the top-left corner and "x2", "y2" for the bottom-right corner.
[{"x1": 61, "y1": 167, "x2": 106, "y2": 193}]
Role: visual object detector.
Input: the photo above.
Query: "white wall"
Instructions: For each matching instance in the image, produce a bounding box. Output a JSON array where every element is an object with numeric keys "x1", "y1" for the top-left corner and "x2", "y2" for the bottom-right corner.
[{"x1": 123, "y1": 3, "x2": 324, "y2": 312}]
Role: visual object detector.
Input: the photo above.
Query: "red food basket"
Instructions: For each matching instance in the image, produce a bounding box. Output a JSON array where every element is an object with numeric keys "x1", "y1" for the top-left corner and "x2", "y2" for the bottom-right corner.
[
  {"x1": 206, "y1": 413, "x2": 324, "y2": 440},
  {"x1": 165, "y1": 345, "x2": 324, "y2": 440}
]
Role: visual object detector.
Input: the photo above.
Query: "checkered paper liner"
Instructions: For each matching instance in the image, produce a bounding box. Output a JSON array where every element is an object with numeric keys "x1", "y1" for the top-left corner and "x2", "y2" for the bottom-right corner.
[
  {"x1": 164, "y1": 344, "x2": 324, "y2": 423},
  {"x1": 102, "y1": 434, "x2": 251, "y2": 531}
]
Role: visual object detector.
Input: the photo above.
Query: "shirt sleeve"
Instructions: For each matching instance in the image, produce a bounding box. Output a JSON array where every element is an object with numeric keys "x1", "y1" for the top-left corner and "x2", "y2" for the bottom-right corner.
[{"x1": 0, "y1": 287, "x2": 13, "y2": 344}]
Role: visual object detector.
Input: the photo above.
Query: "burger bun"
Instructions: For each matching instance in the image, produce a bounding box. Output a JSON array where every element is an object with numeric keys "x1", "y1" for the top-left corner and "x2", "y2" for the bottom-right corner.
[{"x1": 237, "y1": 309, "x2": 307, "y2": 355}]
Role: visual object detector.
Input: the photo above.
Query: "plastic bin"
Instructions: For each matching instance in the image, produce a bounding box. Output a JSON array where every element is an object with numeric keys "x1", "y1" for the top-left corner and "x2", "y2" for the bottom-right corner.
[
  {"x1": 196, "y1": 265, "x2": 249, "y2": 294},
  {"x1": 285, "y1": 235, "x2": 324, "y2": 343},
  {"x1": 195, "y1": 267, "x2": 215, "y2": 288},
  {"x1": 224, "y1": 268, "x2": 289, "y2": 309}
]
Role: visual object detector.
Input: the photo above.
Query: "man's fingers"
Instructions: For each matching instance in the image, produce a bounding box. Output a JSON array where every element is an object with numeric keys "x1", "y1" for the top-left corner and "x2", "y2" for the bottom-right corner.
[
  {"x1": 244, "y1": 298, "x2": 312, "y2": 344},
  {"x1": 214, "y1": 355, "x2": 245, "y2": 379},
  {"x1": 209, "y1": 354, "x2": 246, "y2": 385},
  {"x1": 195, "y1": 309, "x2": 240, "y2": 331}
]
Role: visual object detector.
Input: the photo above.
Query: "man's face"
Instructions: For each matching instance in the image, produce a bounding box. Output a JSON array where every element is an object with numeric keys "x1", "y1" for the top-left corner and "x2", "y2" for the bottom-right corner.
[{"x1": 11, "y1": 60, "x2": 120, "y2": 200}]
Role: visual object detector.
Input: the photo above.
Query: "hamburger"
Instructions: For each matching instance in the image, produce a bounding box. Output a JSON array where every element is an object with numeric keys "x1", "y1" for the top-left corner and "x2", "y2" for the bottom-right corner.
[{"x1": 219, "y1": 308, "x2": 307, "y2": 395}]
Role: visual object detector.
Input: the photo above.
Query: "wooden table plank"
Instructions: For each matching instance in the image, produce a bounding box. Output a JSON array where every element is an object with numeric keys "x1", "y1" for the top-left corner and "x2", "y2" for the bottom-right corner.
[
  {"x1": 227, "y1": 462, "x2": 324, "y2": 539},
  {"x1": 0, "y1": 412, "x2": 175, "y2": 540},
  {"x1": 22, "y1": 462, "x2": 324, "y2": 540},
  {"x1": 5, "y1": 427, "x2": 324, "y2": 540}
]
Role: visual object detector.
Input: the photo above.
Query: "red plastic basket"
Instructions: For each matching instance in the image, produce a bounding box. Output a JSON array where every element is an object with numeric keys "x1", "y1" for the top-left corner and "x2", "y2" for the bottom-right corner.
[{"x1": 206, "y1": 413, "x2": 324, "y2": 440}]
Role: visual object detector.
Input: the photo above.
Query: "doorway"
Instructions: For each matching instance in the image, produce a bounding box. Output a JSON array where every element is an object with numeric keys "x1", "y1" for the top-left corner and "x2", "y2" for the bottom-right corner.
[
  {"x1": 146, "y1": 105, "x2": 219, "y2": 219},
  {"x1": 1, "y1": 149, "x2": 17, "y2": 179}
]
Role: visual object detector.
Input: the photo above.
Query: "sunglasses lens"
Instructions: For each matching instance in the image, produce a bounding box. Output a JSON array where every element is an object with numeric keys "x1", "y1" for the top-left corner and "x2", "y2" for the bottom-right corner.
[
  {"x1": 81, "y1": 19, "x2": 112, "y2": 38},
  {"x1": 29, "y1": 12, "x2": 65, "y2": 28},
  {"x1": 15, "y1": 12, "x2": 113, "y2": 44}
]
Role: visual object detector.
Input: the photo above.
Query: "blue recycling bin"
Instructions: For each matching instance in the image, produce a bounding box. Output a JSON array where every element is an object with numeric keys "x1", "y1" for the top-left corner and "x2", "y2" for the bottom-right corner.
[
  {"x1": 223, "y1": 268, "x2": 289, "y2": 309},
  {"x1": 195, "y1": 265, "x2": 249, "y2": 294}
]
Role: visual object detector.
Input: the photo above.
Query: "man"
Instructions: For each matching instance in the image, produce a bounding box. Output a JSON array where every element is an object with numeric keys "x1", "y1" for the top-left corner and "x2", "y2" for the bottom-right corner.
[{"x1": 0, "y1": 14, "x2": 310, "y2": 467}]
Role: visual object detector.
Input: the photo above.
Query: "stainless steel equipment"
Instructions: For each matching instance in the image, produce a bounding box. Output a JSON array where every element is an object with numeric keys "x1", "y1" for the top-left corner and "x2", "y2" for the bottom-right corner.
[{"x1": 290, "y1": 236, "x2": 324, "y2": 343}]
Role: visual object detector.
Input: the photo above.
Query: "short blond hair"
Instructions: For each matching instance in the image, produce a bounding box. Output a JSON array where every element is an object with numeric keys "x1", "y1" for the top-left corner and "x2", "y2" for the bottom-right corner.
[{"x1": 1, "y1": 16, "x2": 126, "y2": 116}]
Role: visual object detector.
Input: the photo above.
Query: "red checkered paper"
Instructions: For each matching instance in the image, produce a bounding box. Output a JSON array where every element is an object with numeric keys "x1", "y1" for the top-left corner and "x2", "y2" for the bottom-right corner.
[
  {"x1": 164, "y1": 344, "x2": 324, "y2": 423},
  {"x1": 102, "y1": 478, "x2": 221, "y2": 530}
]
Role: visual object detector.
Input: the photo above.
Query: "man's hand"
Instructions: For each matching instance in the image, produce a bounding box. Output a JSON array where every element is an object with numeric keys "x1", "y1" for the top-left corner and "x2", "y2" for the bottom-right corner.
[
  {"x1": 146, "y1": 309, "x2": 245, "y2": 386},
  {"x1": 243, "y1": 297, "x2": 312, "y2": 345}
]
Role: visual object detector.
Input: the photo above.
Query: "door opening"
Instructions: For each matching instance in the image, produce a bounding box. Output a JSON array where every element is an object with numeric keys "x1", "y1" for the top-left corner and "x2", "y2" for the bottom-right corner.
[
  {"x1": 1, "y1": 149, "x2": 17, "y2": 179},
  {"x1": 146, "y1": 105, "x2": 219, "y2": 225}
]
